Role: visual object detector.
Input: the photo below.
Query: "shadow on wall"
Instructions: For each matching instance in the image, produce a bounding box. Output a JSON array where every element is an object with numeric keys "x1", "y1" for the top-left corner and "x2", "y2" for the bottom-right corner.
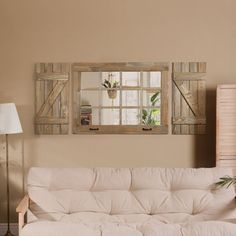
[
  {"x1": 194, "y1": 88, "x2": 216, "y2": 168},
  {"x1": 0, "y1": 135, "x2": 25, "y2": 223}
]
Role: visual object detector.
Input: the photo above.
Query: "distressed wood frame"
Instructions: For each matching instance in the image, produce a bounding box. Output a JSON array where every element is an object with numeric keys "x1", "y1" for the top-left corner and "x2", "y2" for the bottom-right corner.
[{"x1": 72, "y1": 62, "x2": 169, "y2": 134}]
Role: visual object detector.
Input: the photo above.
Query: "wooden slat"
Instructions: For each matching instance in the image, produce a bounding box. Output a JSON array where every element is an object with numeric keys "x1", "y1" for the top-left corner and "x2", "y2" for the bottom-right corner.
[
  {"x1": 72, "y1": 71, "x2": 80, "y2": 134},
  {"x1": 218, "y1": 155, "x2": 236, "y2": 160},
  {"x1": 190, "y1": 62, "x2": 204, "y2": 134},
  {"x1": 189, "y1": 62, "x2": 198, "y2": 73},
  {"x1": 76, "y1": 125, "x2": 168, "y2": 134},
  {"x1": 180, "y1": 62, "x2": 189, "y2": 134},
  {"x1": 98, "y1": 71, "x2": 102, "y2": 126},
  {"x1": 161, "y1": 70, "x2": 169, "y2": 128},
  {"x1": 172, "y1": 62, "x2": 181, "y2": 134},
  {"x1": 45, "y1": 64, "x2": 53, "y2": 134},
  {"x1": 173, "y1": 72, "x2": 206, "y2": 80},
  {"x1": 217, "y1": 159, "x2": 236, "y2": 166},
  {"x1": 35, "y1": 62, "x2": 42, "y2": 133},
  {"x1": 198, "y1": 62, "x2": 207, "y2": 72},
  {"x1": 189, "y1": 62, "x2": 198, "y2": 134},
  {"x1": 36, "y1": 72, "x2": 69, "y2": 80},
  {"x1": 140, "y1": 72, "x2": 144, "y2": 125},
  {"x1": 60, "y1": 63, "x2": 70, "y2": 134},
  {"x1": 218, "y1": 84, "x2": 236, "y2": 89},
  {"x1": 197, "y1": 81, "x2": 206, "y2": 134},
  {"x1": 36, "y1": 63, "x2": 46, "y2": 134},
  {"x1": 173, "y1": 117, "x2": 206, "y2": 125},
  {"x1": 35, "y1": 117, "x2": 68, "y2": 124},
  {"x1": 82, "y1": 106, "x2": 161, "y2": 109},
  {"x1": 52, "y1": 63, "x2": 62, "y2": 134},
  {"x1": 189, "y1": 80, "x2": 198, "y2": 134},
  {"x1": 45, "y1": 63, "x2": 53, "y2": 73},
  {"x1": 197, "y1": 62, "x2": 206, "y2": 134},
  {"x1": 72, "y1": 62, "x2": 169, "y2": 72},
  {"x1": 81, "y1": 86, "x2": 161, "y2": 92}
]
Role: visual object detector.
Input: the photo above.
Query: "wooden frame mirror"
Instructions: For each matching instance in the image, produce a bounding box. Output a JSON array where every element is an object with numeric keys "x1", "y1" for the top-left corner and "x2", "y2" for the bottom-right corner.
[{"x1": 72, "y1": 62, "x2": 169, "y2": 134}]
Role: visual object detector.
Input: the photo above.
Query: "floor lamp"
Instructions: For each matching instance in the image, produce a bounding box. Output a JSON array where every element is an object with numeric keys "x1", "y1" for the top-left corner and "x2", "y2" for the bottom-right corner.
[{"x1": 0, "y1": 103, "x2": 23, "y2": 236}]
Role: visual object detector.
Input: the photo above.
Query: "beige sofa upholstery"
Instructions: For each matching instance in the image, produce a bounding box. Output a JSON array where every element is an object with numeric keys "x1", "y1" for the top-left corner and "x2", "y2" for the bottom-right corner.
[{"x1": 19, "y1": 167, "x2": 236, "y2": 236}]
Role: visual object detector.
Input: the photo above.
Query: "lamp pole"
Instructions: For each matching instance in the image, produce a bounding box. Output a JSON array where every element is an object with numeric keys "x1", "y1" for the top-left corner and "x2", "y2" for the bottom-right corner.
[{"x1": 5, "y1": 134, "x2": 14, "y2": 236}]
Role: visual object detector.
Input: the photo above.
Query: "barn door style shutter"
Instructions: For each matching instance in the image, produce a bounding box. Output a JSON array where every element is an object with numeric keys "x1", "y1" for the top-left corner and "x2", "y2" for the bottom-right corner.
[
  {"x1": 172, "y1": 62, "x2": 206, "y2": 134},
  {"x1": 35, "y1": 63, "x2": 70, "y2": 134}
]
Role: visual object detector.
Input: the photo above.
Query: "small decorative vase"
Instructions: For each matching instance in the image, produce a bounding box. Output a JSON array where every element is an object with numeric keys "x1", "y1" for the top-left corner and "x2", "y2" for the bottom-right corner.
[{"x1": 107, "y1": 89, "x2": 117, "y2": 99}]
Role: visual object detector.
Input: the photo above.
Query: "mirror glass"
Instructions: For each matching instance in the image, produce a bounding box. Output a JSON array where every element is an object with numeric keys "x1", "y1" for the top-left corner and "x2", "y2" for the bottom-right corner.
[{"x1": 79, "y1": 71, "x2": 161, "y2": 126}]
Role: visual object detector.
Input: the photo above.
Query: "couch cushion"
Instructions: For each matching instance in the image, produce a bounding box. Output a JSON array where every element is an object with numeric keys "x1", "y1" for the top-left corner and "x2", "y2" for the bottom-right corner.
[
  {"x1": 20, "y1": 220, "x2": 236, "y2": 236},
  {"x1": 27, "y1": 167, "x2": 236, "y2": 222}
]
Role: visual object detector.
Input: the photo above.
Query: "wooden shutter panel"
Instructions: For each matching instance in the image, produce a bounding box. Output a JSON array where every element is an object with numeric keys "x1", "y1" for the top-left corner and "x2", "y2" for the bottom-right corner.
[
  {"x1": 172, "y1": 62, "x2": 206, "y2": 134},
  {"x1": 35, "y1": 63, "x2": 70, "y2": 134},
  {"x1": 216, "y1": 85, "x2": 236, "y2": 174}
]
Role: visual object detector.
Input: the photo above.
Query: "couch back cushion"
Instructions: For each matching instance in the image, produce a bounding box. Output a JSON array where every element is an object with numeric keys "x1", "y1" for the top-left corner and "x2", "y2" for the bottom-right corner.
[{"x1": 27, "y1": 167, "x2": 236, "y2": 220}]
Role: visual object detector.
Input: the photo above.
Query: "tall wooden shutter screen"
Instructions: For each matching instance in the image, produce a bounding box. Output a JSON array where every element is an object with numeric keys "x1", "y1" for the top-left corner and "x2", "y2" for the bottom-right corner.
[
  {"x1": 216, "y1": 85, "x2": 236, "y2": 174},
  {"x1": 172, "y1": 62, "x2": 206, "y2": 134},
  {"x1": 35, "y1": 63, "x2": 70, "y2": 134}
]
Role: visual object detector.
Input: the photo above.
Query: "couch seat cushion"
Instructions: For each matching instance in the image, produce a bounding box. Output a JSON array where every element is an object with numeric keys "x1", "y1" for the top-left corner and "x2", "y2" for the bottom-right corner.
[
  {"x1": 20, "y1": 220, "x2": 236, "y2": 236},
  {"x1": 58, "y1": 212, "x2": 234, "y2": 224},
  {"x1": 28, "y1": 211, "x2": 236, "y2": 225}
]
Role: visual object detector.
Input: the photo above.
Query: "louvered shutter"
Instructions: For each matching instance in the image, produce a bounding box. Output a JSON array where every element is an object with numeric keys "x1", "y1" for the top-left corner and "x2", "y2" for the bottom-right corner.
[{"x1": 217, "y1": 85, "x2": 236, "y2": 174}]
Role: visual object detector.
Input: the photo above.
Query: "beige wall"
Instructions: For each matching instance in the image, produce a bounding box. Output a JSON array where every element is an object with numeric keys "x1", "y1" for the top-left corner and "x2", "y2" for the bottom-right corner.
[{"x1": 0, "y1": 0, "x2": 236, "y2": 223}]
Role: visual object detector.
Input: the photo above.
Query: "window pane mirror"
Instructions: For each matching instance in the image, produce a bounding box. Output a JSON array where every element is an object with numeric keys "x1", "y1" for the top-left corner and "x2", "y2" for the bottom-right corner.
[{"x1": 72, "y1": 63, "x2": 169, "y2": 134}]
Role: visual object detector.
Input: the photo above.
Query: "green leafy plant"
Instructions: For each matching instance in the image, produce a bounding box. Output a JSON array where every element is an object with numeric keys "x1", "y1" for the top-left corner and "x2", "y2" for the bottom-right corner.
[
  {"x1": 215, "y1": 176, "x2": 236, "y2": 188},
  {"x1": 142, "y1": 91, "x2": 160, "y2": 125},
  {"x1": 102, "y1": 79, "x2": 119, "y2": 89}
]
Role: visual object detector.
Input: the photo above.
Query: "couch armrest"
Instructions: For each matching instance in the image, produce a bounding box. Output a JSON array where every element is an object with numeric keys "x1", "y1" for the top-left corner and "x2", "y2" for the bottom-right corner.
[{"x1": 16, "y1": 195, "x2": 29, "y2": 232}]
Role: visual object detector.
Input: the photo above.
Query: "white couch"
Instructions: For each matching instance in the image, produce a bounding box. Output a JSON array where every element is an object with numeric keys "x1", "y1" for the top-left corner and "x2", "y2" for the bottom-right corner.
[{"x1": 17, "y1": 167, "x2": 236, "y2": 236}]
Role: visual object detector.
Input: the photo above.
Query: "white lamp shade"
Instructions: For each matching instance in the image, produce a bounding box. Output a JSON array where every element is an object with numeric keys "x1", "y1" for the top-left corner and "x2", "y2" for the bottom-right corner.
[{"x1": 0, "y1": 103, "x2": 23, "y2": 134}]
